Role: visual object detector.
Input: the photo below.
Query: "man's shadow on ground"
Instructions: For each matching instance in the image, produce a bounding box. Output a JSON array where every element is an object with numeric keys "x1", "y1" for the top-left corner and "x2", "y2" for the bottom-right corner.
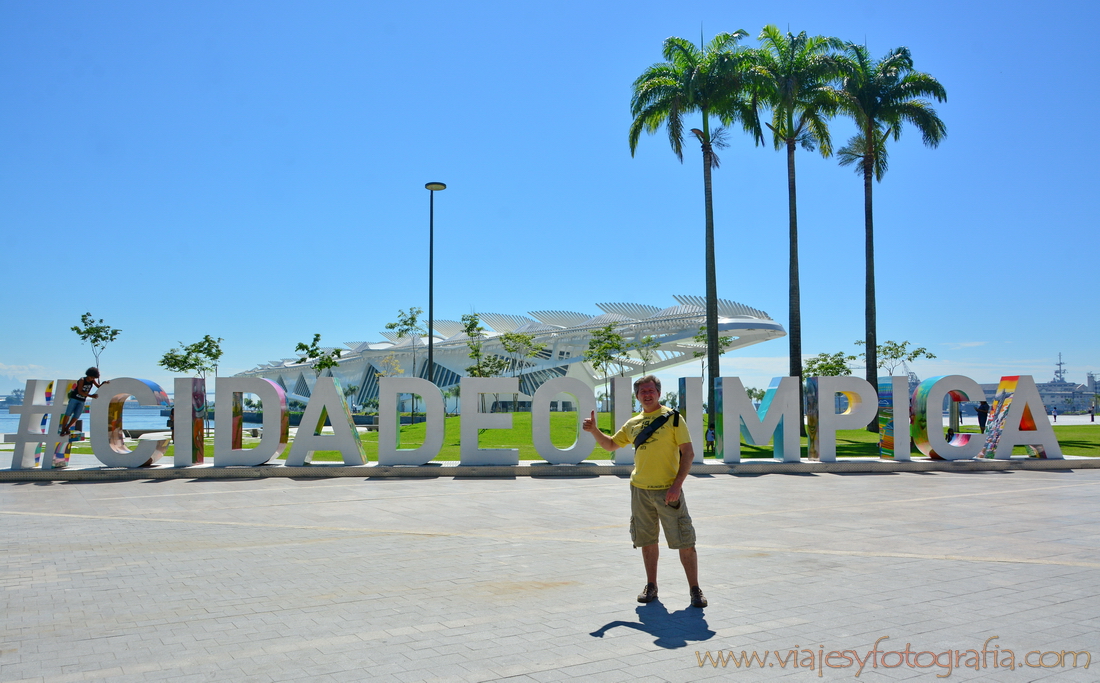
[{"x1": 590, "y1": 600, "x2": 715, "y2": 649}]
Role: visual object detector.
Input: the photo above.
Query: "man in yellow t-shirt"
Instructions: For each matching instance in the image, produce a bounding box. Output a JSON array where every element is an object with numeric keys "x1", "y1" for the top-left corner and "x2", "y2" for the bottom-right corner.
[{"x1": 582, "y1": 375, "x2": 706, "y2": 608}]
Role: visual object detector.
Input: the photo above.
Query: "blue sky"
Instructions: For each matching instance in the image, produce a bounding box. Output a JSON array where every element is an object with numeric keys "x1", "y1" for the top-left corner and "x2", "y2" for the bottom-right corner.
[{"x1": 2, "y1": 0, "x2": 1097, "y2": 395}]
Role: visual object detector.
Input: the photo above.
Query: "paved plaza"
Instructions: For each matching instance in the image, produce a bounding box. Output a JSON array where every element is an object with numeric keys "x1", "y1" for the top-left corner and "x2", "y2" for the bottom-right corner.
[{"x1": 2, "y1": 468, "x2": 1098, "y2": 682}]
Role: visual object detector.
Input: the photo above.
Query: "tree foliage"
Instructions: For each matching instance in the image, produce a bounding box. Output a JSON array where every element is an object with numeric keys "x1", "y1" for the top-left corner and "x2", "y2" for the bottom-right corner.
[
  {"x1": 462, "y1": 313, "x2": 507, "y2": 413},
  {"x1": 745, "y1": 386, "x2": 767, "y2": 402},
  {"x1": 584, "y1": 324, "x2": 626, "y2": 414},
  {"x1": 499, "y1": 331, "x2": 546, "y2": 413},
  {"x1": 71, "y1": 313, "x2": 121, "y2": 368},
  {"x1": 499, "y1": 332, "x2": 545, "y2": 376},
  {"x1": 160, "y1": 335, "x2": 223, "y2": 433},
  {"x1": 855, "y1": 339, "x2": 936, "y2": 376},
  {"x1": 375, "y1": 353, "x2": 403, "y2": 379},
  {"x1": 803, "y1": 351, "x2": 856, "y2": 377},
  {"x1": 585, "y1": 325, "x2": 626, "y2": 378},
  {"x1": 386, "y1": 307, "x2": 425, "y2": 378},
  {"x1": 633, "y1": 335, "x2": 660, "y2": 374},
  {"x1": 159, "y1": 335, "x2": 224, "y2": 381},
  {"x1": 461, "y1": 313, "x2": 507, "y2": 379},
  {"x1": 295, "y1": 333, "x2": 341, "y2": 376},
  {"x1": 692, "y1": 325, "x2": 733, "y2": 375}
]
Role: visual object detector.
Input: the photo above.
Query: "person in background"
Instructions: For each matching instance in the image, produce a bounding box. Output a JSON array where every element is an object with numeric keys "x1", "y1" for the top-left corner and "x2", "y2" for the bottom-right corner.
[{"x1": 975, "y1": 401, "x2": 990, "y2": 432}]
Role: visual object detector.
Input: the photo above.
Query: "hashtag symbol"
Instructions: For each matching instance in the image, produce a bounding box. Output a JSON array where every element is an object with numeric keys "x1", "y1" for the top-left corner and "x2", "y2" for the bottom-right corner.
[{"x1": 7, "y1": 379, "x2": 74, "y2": 470}]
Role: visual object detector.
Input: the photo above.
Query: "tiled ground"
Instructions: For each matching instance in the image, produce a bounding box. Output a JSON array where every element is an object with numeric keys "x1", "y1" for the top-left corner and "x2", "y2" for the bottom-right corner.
[{"x1": 2, "y1": 469, "x2": 1098, "y2": 682}]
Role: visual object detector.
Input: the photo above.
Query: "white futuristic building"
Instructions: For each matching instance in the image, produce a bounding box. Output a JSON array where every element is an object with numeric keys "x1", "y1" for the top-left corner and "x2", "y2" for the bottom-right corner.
[{"x1": 236, "y1": 295, "x2": 785, "y2": 411}]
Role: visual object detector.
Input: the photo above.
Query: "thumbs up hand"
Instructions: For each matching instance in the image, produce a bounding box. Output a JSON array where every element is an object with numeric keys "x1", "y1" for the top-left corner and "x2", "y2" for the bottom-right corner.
[{"x1": 582, "y1": 410, "x2": 597, "y2": 433}]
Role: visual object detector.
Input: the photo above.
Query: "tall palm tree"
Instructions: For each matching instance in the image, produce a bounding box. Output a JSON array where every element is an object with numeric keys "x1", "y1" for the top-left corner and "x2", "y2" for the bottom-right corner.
[
  {"x1": 753, "y1": 26, "x2": 842, "y2": 436},
  {"x1": 629, "y1": 32, "x2": 761, "y2": 429},
  {"x1": 834, "y1": 43, "x2": 946, "y2": 430}
]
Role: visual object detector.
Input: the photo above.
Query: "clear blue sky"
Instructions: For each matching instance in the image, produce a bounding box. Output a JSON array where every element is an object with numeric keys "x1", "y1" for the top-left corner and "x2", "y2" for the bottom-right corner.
[{"x1": 2, "y1": 0, "x2": 1097, "y2": 395}]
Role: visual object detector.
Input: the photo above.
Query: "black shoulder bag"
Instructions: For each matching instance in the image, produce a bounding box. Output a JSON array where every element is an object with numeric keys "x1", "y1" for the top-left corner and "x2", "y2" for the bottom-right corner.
[{"x1": 633, "y1": 409, "x2": 681, "y2": 449}]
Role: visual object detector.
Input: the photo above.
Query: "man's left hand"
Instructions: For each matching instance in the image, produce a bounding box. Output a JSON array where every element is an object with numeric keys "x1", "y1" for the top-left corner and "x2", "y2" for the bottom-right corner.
[{"x1": 665, "y1": 485, "x2": 681, "y2": 505}]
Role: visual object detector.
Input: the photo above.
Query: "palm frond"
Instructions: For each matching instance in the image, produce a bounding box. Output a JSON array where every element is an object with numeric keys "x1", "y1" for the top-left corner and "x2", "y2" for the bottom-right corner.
[
  {"x1": 837, "y1": 131, "x2": 889, "y2": 180},
  {"x1": 710, "y1": 126, "x2": 729, "y2": 149}
]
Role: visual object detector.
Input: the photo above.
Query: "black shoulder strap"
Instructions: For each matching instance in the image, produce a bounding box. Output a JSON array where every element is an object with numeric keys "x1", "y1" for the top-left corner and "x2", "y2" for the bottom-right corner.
[{"x1": 633, "y1": 409, "x2": 680, "y2": 449}]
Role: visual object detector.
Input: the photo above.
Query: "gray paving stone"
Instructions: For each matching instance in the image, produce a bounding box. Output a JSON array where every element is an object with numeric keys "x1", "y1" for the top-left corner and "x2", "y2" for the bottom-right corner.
[{"x1": 2, "y1": 470, "x2": 1099, "y2": 681}]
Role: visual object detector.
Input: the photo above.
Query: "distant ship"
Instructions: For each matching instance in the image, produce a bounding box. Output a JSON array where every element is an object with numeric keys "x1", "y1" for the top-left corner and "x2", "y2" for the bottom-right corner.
[{"x1": 978, "y1": 354, "x2": 1097, "y2": 414}]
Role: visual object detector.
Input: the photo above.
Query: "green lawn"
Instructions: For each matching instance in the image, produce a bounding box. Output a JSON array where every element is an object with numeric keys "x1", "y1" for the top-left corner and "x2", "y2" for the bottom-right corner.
[{"x1": 62, "y1": 413, "x2": 1100, "y2": 461}]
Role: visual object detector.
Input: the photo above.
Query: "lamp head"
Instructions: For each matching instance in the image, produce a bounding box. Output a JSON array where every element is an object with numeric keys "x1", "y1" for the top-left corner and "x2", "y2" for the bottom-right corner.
[{"x1": 425, "y1": 182, "x2": 447, "y2": 191}]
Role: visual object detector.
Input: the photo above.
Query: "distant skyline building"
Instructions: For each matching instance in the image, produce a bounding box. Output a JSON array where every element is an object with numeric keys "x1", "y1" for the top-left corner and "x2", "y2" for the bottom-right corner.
[{"x1": 235, "y1": 295, "x2": 785, "y2": 411}]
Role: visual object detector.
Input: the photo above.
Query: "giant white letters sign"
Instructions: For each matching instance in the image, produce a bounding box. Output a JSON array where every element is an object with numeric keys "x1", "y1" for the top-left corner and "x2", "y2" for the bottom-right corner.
[{"x1": 7, "y1": 373, "x2": 1064, "y2": 470}]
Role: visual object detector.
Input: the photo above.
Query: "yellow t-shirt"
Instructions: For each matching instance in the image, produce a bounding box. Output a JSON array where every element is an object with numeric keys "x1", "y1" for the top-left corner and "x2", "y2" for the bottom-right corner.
[{"x1": 612, "y1": 406, "x2": 691, "y2": 490}]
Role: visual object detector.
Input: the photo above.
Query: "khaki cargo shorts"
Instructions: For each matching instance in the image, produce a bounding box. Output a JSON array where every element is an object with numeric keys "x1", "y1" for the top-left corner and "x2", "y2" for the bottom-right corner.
[{"x1": 629, "y1": 484, "x2": 697, "y2": 549}]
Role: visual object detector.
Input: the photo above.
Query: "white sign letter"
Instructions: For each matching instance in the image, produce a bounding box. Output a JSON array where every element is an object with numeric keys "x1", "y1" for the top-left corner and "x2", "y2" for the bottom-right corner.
[
  {"x1": 460, "y1": 377, "x2": 519, "y2": 465},
  {"x1": 377, "y1": 377, "x2": 445, "y2": 465}
]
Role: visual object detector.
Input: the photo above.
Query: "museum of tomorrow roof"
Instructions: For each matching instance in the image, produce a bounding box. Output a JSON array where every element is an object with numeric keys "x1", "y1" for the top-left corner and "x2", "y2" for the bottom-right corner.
[{"x1": 236, "y1": 295, "x2": 785, "y2": 408}]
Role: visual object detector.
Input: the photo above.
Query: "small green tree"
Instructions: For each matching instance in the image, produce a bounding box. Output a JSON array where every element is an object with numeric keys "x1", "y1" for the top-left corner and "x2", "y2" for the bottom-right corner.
[
  {"x1": 803, "y1": 351, "x2": 856, "y2": 377},
  {"x1": 745, "y1": 387, "x2": 767, "y2": 403},
  {"x1": 159, "y1": 335, "x2": 223, "y2": 432},
  {"x1": 386, "y1": 307, "x2": 426, "y2": 378},
  {"x1": 386, "y1": 308, "x2": 426, "y2": 414},
  {"x1": 634, "y1": 335, "x2": 660, "y2": 375},
  {"x1": 855, "y1": 339, "x2": 936, "y2": 376},
  {"x1": 585, "y1": 324, "x2": 626, "y2": 414},
  {"x1": 499, "y1": 331, "x2": 546, "y2": 412},
  {"x1": 160, "y1": 335, "x2": 224, "y2": 382},
  {"x1": 296, "y1": 333, "x2": 341, "y2": 376},
  {"x1": 71, "y1": 313, "x2": 121, "y2": 368},
  {"x1": 692, "y1": 325, "x2": 733, "y2": 377},
  {"x1": 663, "y1": 391, "x2": 679, "y2": 411},
  {"x1": 462, "y1": 313, "x2": 508, "y2": 412},
  {"x1": 376, "y1": 353, "x2": 403, "y2": 379}
]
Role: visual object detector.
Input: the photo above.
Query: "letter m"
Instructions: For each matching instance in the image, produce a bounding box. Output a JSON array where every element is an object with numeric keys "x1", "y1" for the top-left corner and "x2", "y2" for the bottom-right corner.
[{"x1": 716, "y1": 376, "x2": 800, "y2": 463}]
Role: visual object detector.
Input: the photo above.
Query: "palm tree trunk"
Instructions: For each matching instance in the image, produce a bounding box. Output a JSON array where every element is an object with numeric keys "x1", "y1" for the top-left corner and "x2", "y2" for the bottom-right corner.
[
  {"x1": 702, "y1": 142, "x2": 719, "y2": 434},
  {"x1": 786, "y1": 139, "x2": 805, "y2": 437},
  {"x1": 863, "y1": 155, "x2": 879, "y2": 432}
]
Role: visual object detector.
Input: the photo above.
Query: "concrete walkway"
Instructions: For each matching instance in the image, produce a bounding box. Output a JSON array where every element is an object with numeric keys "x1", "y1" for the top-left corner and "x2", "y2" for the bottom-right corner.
[{"x1": 2, "y1": 469, "x2": 1098, "y2": 681}]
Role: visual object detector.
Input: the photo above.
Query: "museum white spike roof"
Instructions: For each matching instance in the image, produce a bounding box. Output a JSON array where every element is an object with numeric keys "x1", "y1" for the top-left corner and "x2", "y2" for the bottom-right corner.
[{"x1": 236, "y1": 295, "x2": 786, "y2": 406}]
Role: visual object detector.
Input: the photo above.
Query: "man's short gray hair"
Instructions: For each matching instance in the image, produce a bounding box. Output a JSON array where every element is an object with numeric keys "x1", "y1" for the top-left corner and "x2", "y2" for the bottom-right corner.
[{"x1": 633, "y1": 375, "x2": 661, "y2": 395}]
